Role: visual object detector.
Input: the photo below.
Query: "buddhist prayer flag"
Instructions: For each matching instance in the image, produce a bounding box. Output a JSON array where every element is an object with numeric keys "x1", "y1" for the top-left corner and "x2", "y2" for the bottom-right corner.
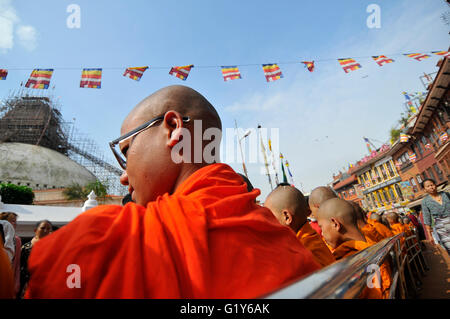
[
  {"x1": 404, "y1": 53, "x2": 430, "y2": 61},
  {"x1": 169, "y1": 65, "x2": 193, "y2": 81},
  {"x1": 262, "y1": 64, "x2": 283, "y2": 82},
  {"x1": 431, "y1": 51, "x2": 450, "y2": 58},
  {"x1": 25, "y1": 69, "x2": 54, "y2": 89},
  {"x1": 123, "y1": 66, "x2": 148, "y2": 81},
  {"x1": 425, "y1": 143, "x2": 432, "y2": 150},
  {"x1": 268, "y1": 139, "x2": 272, "y2": 152},
  {"x1": 402, "y1": 92, "x2": 411, "y2": 100},
  {"x1": 395, "y1": 161, "x2": 402, "y2": 169},
  {"x1": 372, "y1": 55, "x2": 394, "y2": 66},
  {"x1": 221, "y1": 66, "x2": 241, "y2": 81},
  {"x1": 400, "y1": 134, "x2": 409, "y2": 142},
  {"x1": 338, "y1": 58, "x2": 361, "y2": 73},
  {"x1": 440, "y1": 132, "x2": 449, "y2": 143},
  {"x1": 280, "y1": 153, "x2": 288, "y2": 184},
  {"x1": 80, "y1": 68, "x2": 102, "y2": 88},
  {"x1": 409, "y1": 152, "x2": 417, "y2": 162},
  {"x1": 302, "y1": 61, "x2": 315, "y2": 72},
  {"x1": 0, "y1": 69, "x2": 7, "y2": 80}
]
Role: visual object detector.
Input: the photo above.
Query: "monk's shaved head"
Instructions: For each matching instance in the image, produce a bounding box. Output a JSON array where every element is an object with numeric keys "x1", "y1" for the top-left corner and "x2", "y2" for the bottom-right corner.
[
  {"x1": 119, "y1": 85, "x2": 223, "y2": 206},
  {"x1": 264, "y1": 185, "x2": 308, "y2": 231},
  {"x1": 348, "y1": 201, "x2": 366, "y2": 223},
  {"x1": 370, "y1": 213, "x2": 382, "y2": 222},
  {"x1": 309, "y1": 186, "x2": 337, "y2": 207},
  {"x1": 317, "y1": 198, "x2": 357, "y2": 227},
  {"x1": 386, "y1": 212, "x2": 399, "y2": 225}
]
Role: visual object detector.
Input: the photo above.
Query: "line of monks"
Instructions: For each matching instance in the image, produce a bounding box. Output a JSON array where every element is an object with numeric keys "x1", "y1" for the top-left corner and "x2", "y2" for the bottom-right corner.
[{"x1": 0, "y1": 85, "x2": 419, "y2": 299}]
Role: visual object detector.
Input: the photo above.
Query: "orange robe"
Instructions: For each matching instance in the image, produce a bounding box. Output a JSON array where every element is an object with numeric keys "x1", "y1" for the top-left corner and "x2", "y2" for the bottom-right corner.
[
  {"x1": 25, "y1": 163, "x2": 320, "y2": 298},
  {"x1": 0, "y1": 239, "x2": 15, "y2": 298},
  {"x1": 368, "y1": 220, "x2": 394, "y2": 239},
  {"x1": 390, "y1": 223, "x2": 406, "y2": 236},
  {"x1": 361, "y1": 223, "x2": 384, "y2": 244},
  {"x1": 309, "y1": 219, "x2": 322, "y2": 236},
  {"x1": 332, "y1": 240, "x2": 392, "y2": 299},
  {"x1": 296, "y1": 222, "x2": 335, "y2": 267}
]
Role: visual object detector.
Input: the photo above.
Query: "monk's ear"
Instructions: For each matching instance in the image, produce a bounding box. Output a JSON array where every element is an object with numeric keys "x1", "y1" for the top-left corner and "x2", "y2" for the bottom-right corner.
[
  {"x1": 163, "y1": 110, "x2": 186, "y2": 147},
  {"x1": 282, "y1": 210, "x2": 293, "y2": 226},
  {"x1": 330, "y1": 217, "x2": 342, "y2": 232}
]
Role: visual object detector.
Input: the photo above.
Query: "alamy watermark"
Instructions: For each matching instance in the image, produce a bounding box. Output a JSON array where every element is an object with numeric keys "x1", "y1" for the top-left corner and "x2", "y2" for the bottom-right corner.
[{"x1": 366, "y1": 4, "x2": 381, "y2": 29}]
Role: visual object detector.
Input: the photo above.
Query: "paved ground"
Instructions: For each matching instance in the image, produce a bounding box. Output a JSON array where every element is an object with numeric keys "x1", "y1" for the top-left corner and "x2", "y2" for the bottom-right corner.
[{"x1": 417, "y1": 241, "x2": 450, "y2": 299}]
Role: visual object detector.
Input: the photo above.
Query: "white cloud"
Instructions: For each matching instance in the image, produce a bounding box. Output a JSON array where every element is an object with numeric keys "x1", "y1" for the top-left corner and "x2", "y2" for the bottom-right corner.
[
  {"x1": 224, "y1": 0, "x2": 449, "y2": 200},
  {"x1": 16, "y1": 25, "x2": 37, "y2": 51},
  {"x1": 0, "y1": 0, "x2": 37, "y2": 53}
]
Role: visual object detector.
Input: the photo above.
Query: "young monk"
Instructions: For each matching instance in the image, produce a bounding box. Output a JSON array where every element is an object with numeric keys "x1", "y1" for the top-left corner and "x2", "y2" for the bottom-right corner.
[
  {"x1": 308, "y1": 186, "x2": 338, "y2": 235},
  {"x1": 386, "y1": 212, "x2": 408, "y2": 236},
  {"x1": 368, "y1": 213, "x2": 394, "y2": 239},
  {"x1": 265, "y1": 185, "x2": 335, "y2": 267},
  {"x1": 25, "y1": 85, "x2": 320, "y2": 298},
  {"x1": 349, "y1": 202, "x2": 384, "y2": 244},
  {"x1": 316, "y1": 198, "x2": 392, "y2": 298}
]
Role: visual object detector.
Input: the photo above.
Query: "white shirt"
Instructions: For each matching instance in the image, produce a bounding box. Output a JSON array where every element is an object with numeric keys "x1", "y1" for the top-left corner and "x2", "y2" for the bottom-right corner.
[{"x1": 0, "y1": 220, "x2": 15, "y2": 262}]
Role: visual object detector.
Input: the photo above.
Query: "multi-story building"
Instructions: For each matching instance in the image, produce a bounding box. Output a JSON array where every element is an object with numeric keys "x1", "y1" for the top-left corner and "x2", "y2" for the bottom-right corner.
[{"x1": 332, "y1": 170, "x2": 361, "y2": 206}]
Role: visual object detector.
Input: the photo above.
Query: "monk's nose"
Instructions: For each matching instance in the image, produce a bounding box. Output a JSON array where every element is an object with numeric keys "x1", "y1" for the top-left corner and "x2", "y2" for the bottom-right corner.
[{"x1": 120, "y1": 170, "x2": 129, "y2": 186}]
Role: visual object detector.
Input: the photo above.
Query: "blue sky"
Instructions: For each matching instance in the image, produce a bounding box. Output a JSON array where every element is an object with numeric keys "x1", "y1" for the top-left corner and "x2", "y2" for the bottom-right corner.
[{"x1": 0, "y1": 0, "x2": 449, "y2": 199}]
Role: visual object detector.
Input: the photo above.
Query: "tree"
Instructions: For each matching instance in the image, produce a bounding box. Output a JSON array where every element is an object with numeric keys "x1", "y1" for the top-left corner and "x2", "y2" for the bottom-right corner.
[
  {"x1": 63, "y1": 180, "x2": 108, "y2": 200},
  {"x1": 390, "y1": 128, "x2": 401, "y2": 144},
  {"x1": 0, "y1": 183, "x2": 35, "y2": 205}
]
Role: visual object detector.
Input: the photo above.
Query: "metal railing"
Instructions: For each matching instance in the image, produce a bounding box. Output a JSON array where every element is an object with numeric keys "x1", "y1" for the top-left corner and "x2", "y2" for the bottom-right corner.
[{"x1": 264, "y1": 234, "x2": 412, "y2": 299}]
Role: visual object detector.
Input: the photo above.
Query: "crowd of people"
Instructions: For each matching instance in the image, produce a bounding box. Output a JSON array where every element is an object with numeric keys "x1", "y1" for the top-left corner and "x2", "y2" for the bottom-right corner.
[{"x1": 0, "y1": 85, "x2": 448, "y2": 299}]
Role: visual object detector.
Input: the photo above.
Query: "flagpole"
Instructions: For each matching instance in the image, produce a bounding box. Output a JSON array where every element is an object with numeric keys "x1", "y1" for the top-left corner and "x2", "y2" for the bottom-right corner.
[
  {"x1": 235, "y1": 119, "x2": 249, "y2": 179},
  {"x1": 257, "y1": 124, "x2": 273, "y2": 190}
]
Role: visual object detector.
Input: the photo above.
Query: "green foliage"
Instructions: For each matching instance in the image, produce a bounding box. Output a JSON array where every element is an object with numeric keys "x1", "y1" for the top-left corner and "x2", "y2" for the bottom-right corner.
[
  {"x1": 0, "y1": 183, "x2": 34, "y2": 205},
  {"x1": 63, "y1": 180, "x2": 108, "y2": 200},
  {"x1": 390, "y1": 128, "x2": 401, "y2": 144}
]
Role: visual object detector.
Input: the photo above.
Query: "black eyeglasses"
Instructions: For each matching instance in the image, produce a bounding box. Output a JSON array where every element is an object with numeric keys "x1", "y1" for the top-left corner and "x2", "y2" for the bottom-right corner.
[{"x1": 109, "y1": 114, "x2": 191, "y2": 170}]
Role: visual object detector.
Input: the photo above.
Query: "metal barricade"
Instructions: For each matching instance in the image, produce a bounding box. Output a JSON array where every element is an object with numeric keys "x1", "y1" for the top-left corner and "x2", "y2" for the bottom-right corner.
[{"x1": 264, "y1": 234, "x2": 405, "y2": 299}]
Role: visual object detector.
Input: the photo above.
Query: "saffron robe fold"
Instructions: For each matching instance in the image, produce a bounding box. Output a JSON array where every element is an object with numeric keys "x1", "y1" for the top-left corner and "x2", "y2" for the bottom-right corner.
[
  {"x1": 296, "y1": 223, "x2": 335, "y2": 267},
  {"x1": 0, "y1": 238, "x2": 15, "y2": 298},
  {"x1": 332, "y1": 240, "x2": 392, "y2": 299},
  {"x1": 361, "y1": 223, "x2": 385, "y2": 244},
  {"x1": 367, "y1": 219, "x2": 394, "y2": 239},
  {"x1": 26, "y1": 163, "x2": 320, "y2": 298},
  {"x1": 309, "y1": 219, "x2": 322, "y2": 236}
]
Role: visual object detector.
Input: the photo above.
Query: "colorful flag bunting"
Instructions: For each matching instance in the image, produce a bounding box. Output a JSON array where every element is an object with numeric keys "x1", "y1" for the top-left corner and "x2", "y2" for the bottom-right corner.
[
  {"x1": 123, "y1": 66, "x2": 148, "y2": 81},
  {"x1": 80, "y1": 68, "x2": 102, "y2": 88},
  {"x1": 424, "y1": 143, "x2": 432, "y2": 150},
  {"x1": 25, "y1": 69, "x2": 54, "y2": 89},
  {"x1": 302, "y1": 61, "x2": 315, "y2": 72},
  {"x1": 372, "y1": 55, "x2": 394, "y2": 67},
  {"x1": 0, "y1": 69, "x2": 7, "y2": 80},
  {"x1": 395, "y1": 161, "x2": 402, "y2": 169},
  {"x1": 400, "y1": 134, "x2": 409, "y2": 142},
  {"x1": 338, "y1": 58, "x2": 362, "y2": 73},
  {"x1": 279, "y1": 153, "x2": 288, "y2": 184},
  {"x1": 402, "y1": 92, "x2": 411, "y2": 100},
  {"x1": 431, "y1": 51, "x2": 450, "y2": 58},
  {"x1": 440, "y1": 132, "x2": 449, "y2": 143},
  {"x1": 409, "y1": 152, "x2": 417, "y2": 162},
  {"x1": 169, "y1": 65, "x2": 193, "y2": 81},
  {"x1": 262, "y1": 64, "x2": 283, "y2": 82},
  {"x1": 404, "y1": 53, "x2": 430, "y2": 61},
  {"x1": 221, "y1": 66, "x2": 241, "y2": 81}
]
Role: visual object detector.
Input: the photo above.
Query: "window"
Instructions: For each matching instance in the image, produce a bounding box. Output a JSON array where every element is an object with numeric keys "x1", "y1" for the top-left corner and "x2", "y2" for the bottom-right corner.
[
  {"x1": 360, "y1": 174, "x2": 366, "y2": 183},
  {"x1": 427, "y1": 167, "x2": 436, "y2": 181},
  {"x1": 382, "y1": 189, "x2": 390, "y2": 202},
  {"x1": 433, "y1": 164, "x2": 444, "y2": 181},
  {"x1": 366, "y1": 172, "x2": 371, "y2": 184},
  {"x1": 416, "y1": 174, "x2": 423, "y2": 188},
  {"x1": 375, "y1": 191, "x2": 383, "y2": 203},
  {"x1": 371, "y1": 193, "x2": 377, "y2": 206},
  {"x1": 415, "y1": 140, "x2": 423, "y2": 155},
  {"x1": 395, "y1": 184, "x2": 404, "y2": 201},
  {"x1": 387, "y1": 161, "x2": 395, "y2": 177},
  {"x1": 409, "y1": 178, "x2": 418, "y2": 193},
  {"x1": 376, "y1": 168, "x2": 382, "y2": 183},
  {"x1": 421, "y1": 135, "x2": 428, "y2": 146},
  {"x1": 380, "y1": 165, "x2": 388, "y2": 180},
  {"x1": 388, "y1": 187, "x2": 396, "y2": 201}
]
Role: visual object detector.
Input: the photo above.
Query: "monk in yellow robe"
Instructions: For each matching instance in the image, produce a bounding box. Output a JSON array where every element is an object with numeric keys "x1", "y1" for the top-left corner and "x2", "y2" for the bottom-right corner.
[
  {"x1": 25, "y1": 85, "x2": 320, "y2": 298},
  {"x1": 316, "y1": 198, "x2": 392, "y2": 299},
  {"x1": 368, "y1": 213, "x2": 394, "y2": 239},
  {"x1": 265, "y1": 185, "x2": 335, "y2": 268},
  {"x1": 349, "y1": 201, "x2": 384, "y2": 244}
]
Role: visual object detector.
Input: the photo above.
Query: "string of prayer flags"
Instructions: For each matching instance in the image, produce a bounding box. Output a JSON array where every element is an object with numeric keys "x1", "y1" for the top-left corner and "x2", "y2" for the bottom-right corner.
[
  {"x1": 402, "y1": 92, "x2": 411, "y2": 100},
  {"x1": 404, "y1": 53, "x2": 430, "y2": 61},
  {"x1": 431, "y1": 51, "x2": 450, "y2": 58},
  {"x1": 409, "y1": 152, "x2": 417, "y2": 162},
  {"x1": 169, "y1": 65, "x2": 194, "y2": 81},
  {"x1": 424, "y1": 142, "x2": 432, "y2": 150},
  {"x1": 262, "y1": 64, "x2": 283, "y2": 82},
  {"x1": 372, "y1": 55, "x2": 394, "y2": 67},
  {"x1": 221, "y1": 66, "x2": 241, "y2": 81},
  {"x1": 0, "y1": 69, "x2": 7, "y2": 80},
  {"x1": 440, "y1": 132, "x2": 449, "y2": 143},
  {"x1": 123, "y1": 66, "x2": 148, "y2": 81},
  {"x1": 25, "y1": 69, "x2": 54, "y2": 89},
  {"x1": 80, "y1": 68, "x2": 102, "y2": 88},
  {"x1": 338, "y1": 58, "x2": 362, "y2": 73},
  {"x1": 400, "y1": 134, "x2": 409, "y2": 142},
  {"x1": 302, "y1": 61, "x2": 315, "y2": 72}
]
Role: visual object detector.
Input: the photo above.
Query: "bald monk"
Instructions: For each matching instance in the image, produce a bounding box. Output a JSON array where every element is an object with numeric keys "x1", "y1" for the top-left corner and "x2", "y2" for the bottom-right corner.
[
  {"x1": 308, "y1": 186, "x2": 338, "y2": 235},
  {"x1": 0, "y1": 236, "x2": 15, "y2": 298},
  {"x1": 368, "y1": 214, "x2": 394, "y2": 239},
  {"x1": 316, "y1": 198, "x2": 392, "y2": 299},
  {"x1": 25, "y1": 85, "x2": 320, "y2": 298},
  {"x1": 386, "y1": 213, "x2": 408, "y2": 236},
  {"x1": 349, "y1": 202, "x2": 384, "y2": 244},
  {"x1": 265, "y1": 185, "x2": 335, "y2": 267}
]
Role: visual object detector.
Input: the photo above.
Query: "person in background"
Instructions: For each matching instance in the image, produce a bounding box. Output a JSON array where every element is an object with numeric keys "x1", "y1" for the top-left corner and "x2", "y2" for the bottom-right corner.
[
  {"x1": 0, "y1": 234, "x2": 14, "y2": 299},
  {"x1": 19, "y1": 220, "x2": 53, "y2": 298},
  {"x1": 368, "y1": 213, "x2": 394, "y2": 239},
  {"x1": 308, "y1": 186, "x2": 338, "y2": 236},
  {"x1": 0, "y1": 212, "x2": 21, "y2": 297},
  {"x1": 0, "y1": 219, "x2": 15, "y2": 263},
  {"x1": 420, "y1": 178, "x2": 450, "y2": 254}
]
